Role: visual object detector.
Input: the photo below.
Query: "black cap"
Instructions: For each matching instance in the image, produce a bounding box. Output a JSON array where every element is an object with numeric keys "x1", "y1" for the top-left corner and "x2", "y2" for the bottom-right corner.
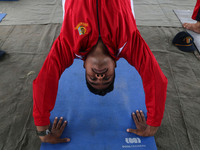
[{"x1": 172, "y1": 31, "x2": 196, "y2": 52}]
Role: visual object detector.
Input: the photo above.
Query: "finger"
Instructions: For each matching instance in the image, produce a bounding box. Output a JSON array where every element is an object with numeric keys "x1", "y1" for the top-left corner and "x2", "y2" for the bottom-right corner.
[
  {"x1": 140, "y1": 110, "x2": 146, "y2": 122},
  {"x1": 60, "y1": 121, "x2": 67, "y2": 131},
  {"x1": 56, "y1": 117, "x2": 63, "y2": 129},
  {"x1": 56, "y1": 138, "x2": 71, "y2": 143},
  {"x1": 136, "y1": 110, "x2": 142, "y2": 122},
  {"x1": 183, "y1": 23, "x2": 188, "y2": 27},
  {"x1": 184, "y1": 23, "x2": 189, "y2": 29},
  {"x1": 182, "y1": 23, "x2": 186, "y2": 28},
  {"x1": 131, "y1": 112, "x2": 138, "y2": 124},
  {"x1": 127, "y1": 128, "x2": 145, "y2": 136},
  {"x1": 52, "y1": 117, "x2": 58, "y2": 129}
]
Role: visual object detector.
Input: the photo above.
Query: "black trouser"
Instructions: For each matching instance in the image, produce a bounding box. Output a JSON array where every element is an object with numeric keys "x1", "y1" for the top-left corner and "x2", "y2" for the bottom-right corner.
[{"x1": 196, "y1": 8, "x2": 200, "y2": 21}]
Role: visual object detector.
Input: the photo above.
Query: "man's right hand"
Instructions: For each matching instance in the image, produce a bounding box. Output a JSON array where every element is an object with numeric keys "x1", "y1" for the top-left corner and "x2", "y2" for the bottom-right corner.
[{"x1": 36, "y1": 117, "x2": 70, "y2": 144}]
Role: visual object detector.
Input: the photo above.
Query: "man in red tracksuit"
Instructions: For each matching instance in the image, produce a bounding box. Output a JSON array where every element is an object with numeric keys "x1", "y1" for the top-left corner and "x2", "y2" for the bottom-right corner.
[
  {"x1": 183, "y1": 0, "x2": 200, "y2": 33},
  {"x1": 33, "y1": 0, "x2": 168, "y2": 144}
]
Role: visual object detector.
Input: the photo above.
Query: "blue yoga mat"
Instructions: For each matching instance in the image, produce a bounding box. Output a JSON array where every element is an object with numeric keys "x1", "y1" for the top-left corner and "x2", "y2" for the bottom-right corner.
[
  {"x1": 40, "y1": 59, "x2": 157, "y2": 150},
  {"x1": 0, "y1": 13, "x2": 6, "y2": 22}
]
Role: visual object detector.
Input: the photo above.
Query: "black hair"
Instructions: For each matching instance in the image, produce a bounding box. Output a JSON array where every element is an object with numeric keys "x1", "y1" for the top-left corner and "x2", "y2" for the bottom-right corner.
[{"x1": 86, "y1": 73, "x2": 115, "y2": 96}]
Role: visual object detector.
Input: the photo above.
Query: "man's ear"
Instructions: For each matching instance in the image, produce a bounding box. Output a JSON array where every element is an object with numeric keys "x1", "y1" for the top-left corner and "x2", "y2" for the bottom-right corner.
[{"x1": 115, "y1": 61, "x2": 117, "y2": 68}]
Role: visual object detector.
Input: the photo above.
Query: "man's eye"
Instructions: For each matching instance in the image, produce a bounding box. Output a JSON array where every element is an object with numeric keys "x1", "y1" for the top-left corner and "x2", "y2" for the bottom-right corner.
[
  {"x1": 104, "y1": 77, "x2": 110, "y2": 81},
  {"x1": 90, "y1": 77, "x2": 97, "y2": 81}
]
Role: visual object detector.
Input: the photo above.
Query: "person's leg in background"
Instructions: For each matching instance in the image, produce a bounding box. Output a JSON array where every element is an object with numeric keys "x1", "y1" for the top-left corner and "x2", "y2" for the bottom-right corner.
[{"x1": 183, "y1": 0, "x2": 200, "y2": 33}]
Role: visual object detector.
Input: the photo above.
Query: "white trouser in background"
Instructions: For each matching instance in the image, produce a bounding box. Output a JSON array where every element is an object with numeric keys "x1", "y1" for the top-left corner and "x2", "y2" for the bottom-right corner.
[{"x1": 62, "y1": 0, "x2": 135, "y2": 20}]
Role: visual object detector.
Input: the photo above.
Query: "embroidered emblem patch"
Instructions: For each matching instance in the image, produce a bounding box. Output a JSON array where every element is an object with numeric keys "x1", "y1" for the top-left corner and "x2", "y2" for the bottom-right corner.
[
  {"x1": 75, "y1": 22, "x2": 88, "y2": 35},
  {"x1": 185, "y1": 36, "x2": 192, "y2": 44}
]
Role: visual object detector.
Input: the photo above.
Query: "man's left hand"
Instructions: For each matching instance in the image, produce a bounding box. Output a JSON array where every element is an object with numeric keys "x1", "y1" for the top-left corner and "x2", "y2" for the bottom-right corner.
[{"x1": 127, "y1": 110, "x2": 158, "y2": 137}]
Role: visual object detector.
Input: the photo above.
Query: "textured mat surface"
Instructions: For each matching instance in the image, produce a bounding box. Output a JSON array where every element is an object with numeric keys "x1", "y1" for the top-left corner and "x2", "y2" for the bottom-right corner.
[
  {"x1": 1, "y1": 23, "x2": 200, "y2": 150},
  {"x1": 1, "y1": 1, "x2": 200, "y2": 150}
]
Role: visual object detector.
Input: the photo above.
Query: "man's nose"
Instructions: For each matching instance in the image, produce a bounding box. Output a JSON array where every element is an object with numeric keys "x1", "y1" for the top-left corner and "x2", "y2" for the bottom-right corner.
[{"x1": 95, "y1": 74, "x2": 105, "y2": 79}]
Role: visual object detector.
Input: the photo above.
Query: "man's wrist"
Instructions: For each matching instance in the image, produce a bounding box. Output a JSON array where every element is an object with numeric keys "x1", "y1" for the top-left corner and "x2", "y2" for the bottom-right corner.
[{"x1": 36, "y1": 128, "x2": 51, "y2": 136}]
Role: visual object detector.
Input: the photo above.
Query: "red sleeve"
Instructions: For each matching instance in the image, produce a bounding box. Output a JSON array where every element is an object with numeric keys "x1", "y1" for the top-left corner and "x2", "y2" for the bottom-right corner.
[
  {"x1": 33, "y1": 35, "x2": 75, "y2": 126},
  {"x1": 120, "y1": 29, "x2": 168, "y2": 127},
  {"x1": 192, "y1": 0, "x2": 200, "y2": 20}
]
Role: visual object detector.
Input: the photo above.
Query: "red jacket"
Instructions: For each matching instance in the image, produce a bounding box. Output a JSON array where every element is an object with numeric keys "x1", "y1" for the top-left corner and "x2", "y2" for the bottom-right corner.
[
  {"x1": 33, "y1": 0, "x2": 168, "y2": 127},
  {"x1": 192, "y1": 0, "x2": 200, "y2": 20}
]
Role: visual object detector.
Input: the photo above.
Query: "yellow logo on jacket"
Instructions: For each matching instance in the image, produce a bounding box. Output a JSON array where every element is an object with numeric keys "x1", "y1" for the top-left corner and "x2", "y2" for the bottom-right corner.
[{"x1": 75, "y1": 22, "x2": 88, "y2": 35}]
